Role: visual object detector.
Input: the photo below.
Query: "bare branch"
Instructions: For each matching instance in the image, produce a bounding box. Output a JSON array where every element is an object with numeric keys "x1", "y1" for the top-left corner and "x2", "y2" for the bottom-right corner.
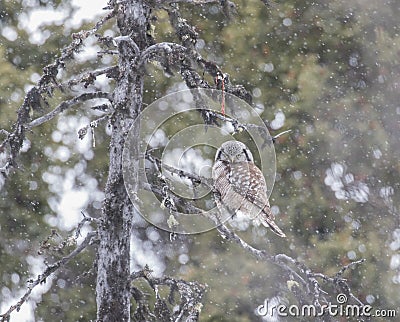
[
  {"x1": 160, "y1": 0, "x2": 219, "y2": 4},
  {"x1": 144, "y1": 157, "x2": 366, "y2": 309},
  {"x1": 146, "y1": 154, "x2": 213, "y2": 189},
  {"x1": 62, "y1": 66, "x2": 118, "y2": 90},
  {"x1": 138, "y1": 42, "x2": 192, "y2": 71},
  {"x1": 0, "y1": 8, "x2": 116, "y2": 177},
  {"x1": 131, "y1": 265, "x2": 205, "y2": 322},
  {"x1": 77, "y1": 114, "x2": 111, "y2": 145},
  {"x1": 28, "y1": 92, "x2": 111, "y2": 129},
  {"x1": 113, "y1": 35, "x2": 140, "y2": 56},
  {"x1": 167, "y1": 5, "x2": 198, "y2": 50},
  {"x1": 335, "y1": 258, "x2": 366, "y2": 279},
  {"x1": 0, "y1": 231, "x2": 98, "y2": 322},
  {"x1": 35, "y1": 65, "x2": 118, "y2": 96},
  {"x1": 75, "y1": 211, "x2": 102, "y2": 239},
  {"x1": 0, "y1": 130, "x2": 9, "y2": 137},
  {"x1": 272, "y1": 129, "x2": 292, "y2": 141}
]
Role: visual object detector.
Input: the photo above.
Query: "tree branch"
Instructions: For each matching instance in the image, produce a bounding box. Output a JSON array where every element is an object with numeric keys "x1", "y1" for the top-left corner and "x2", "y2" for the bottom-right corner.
[
  {"x1": 130, "y1": 265, "x2": 206, "y2": 322},
  {"x1": 0, "y1": 7, "x2": 116, "y2": 178},
  {"x1": 0, "y1": 91, "x2": 111, "y2": 177},
  {"x1": 139, "y1": 42, "x2": 190, "y2": 68},
  {"x1": 144, "y1": 156, "x2": 366, "y2": 311},
  {"x1": 0, "y1": 231, "x2": 98, "y2": 322},
  {"x1": 153, "y1": 0, "x2": 220, "y2": 5},
  {"x1": 146, "y1": 154, "x2": 214, "y2": 189},
  {"x1": 77, "y1": 114, "x2": 111, "y2": 146},
  {"x1": 164, "y1": 5, "x2": 252, "y2": 105},
  {"x1": 28, "y1": 92, "x2": 111, "y2": 129},
  {"x1": 113, "y1": 35, "x2": 141, "y2": 56},
  {"x1": 61, "y1": 66, "x2": 118, "y2": 90}
]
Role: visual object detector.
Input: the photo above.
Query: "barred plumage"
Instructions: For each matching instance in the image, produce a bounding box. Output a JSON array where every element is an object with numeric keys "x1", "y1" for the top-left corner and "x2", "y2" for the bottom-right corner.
[{"x1": 212, "y1": 140, "x2": 286, "y2": 238}]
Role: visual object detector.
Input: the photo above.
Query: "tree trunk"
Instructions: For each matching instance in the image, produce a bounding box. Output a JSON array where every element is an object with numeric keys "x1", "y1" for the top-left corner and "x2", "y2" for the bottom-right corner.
[{"x1": 96, "y1": 1, "x2": 151, "y2": 321}]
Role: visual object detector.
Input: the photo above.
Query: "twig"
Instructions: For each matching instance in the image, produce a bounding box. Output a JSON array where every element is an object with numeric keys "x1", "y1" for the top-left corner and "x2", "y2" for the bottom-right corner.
[
  {"x1": 77, "y1": 114, "x2": 111, "y2": 145},
  {"x1": 28, "y1": 92, "x2": 111, "y2": 129},
  {"x1": 0, "y1": 130, "x2": 9, "y2": 137},
  {"x1": 335, "y1": 258, "x2": 366, "y2": 279},
  {"x1": 144, "y1": 157, "x2": 366, "y2": 308},
  {"x1": 97, "y1": 50, "x2": 119, "y2": 56},
  {"x1": 153, "y1": 0, "x2": 220, "y2": 5},
  {"x1": 113, "y1": 35, "x2": 140, "y2": 56},
  {"x1": 272, "y1": 129, "x2": 292, "y2": 142},
  {"x1": 0, "y1": 231, "x2": 98, "y2": 322},
  {"x1": 146, "y1": 154, "x2": 213, "y2": 189},
  {"x1": 62, "y1": 66, "x2": 118, "y2": 90},
  {"x1": 140, "y1": 10, "x2": 253, "y2": 104},
  {"x1": 138, "y1": 42, "x2": 191, "y2": 68},
  {"x1": 205, "y1": 109, "x2": 247, "y2": 132},
  {"x1": 75, "y1": 211, "x2": 102, "y2": 239},
  {"x1": 0, "y1": 8, "x2": 116, "y2": 177},
  {"x1": 130, "y1": 266, "x2": 205, "y2": 322}
]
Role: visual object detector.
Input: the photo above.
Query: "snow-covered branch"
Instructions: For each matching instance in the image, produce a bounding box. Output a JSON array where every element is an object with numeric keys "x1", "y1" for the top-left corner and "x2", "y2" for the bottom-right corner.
[
  {"x1": 28, "y1": 92, "x2": 112, "y2": 128},
  {"x1": 151, "y1": 0, "x2": 220, "y2": 5},
  {"x1": 130, "y1": 265, "x2": 206, "y2": 321},
  {"x1": 0, "y1": 7, "x2": 117, "y2": 178},
  {"x1": 0, "y1": 231, "x2": 98, "y2": 322},
  {"x1": 145, "y1": 155, "x2": 367, "y2": 312},
  {"x1": 138, "y1": 42, "x2": 191, "y2": 69}
]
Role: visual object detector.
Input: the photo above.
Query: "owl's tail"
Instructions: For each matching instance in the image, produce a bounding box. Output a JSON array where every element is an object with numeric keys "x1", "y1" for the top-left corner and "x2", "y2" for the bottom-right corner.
[{"x1": 260, "y1": 214, "x2": 286, "y2": 238}]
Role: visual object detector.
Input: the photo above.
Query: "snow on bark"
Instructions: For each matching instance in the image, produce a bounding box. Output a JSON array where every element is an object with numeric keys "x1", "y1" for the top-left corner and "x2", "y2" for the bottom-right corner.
[{"x1": 96, "y1": 1, "x2": 152, "y2": 321}]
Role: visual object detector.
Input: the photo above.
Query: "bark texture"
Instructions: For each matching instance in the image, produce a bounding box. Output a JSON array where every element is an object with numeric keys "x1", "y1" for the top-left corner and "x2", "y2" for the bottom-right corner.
[{"x1": 96, "y1": 1, "x2": 152, "y2": 321}]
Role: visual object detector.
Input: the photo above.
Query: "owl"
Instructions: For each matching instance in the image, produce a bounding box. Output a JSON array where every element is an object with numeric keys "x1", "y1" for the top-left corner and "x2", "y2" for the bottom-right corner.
[{"x1": 212, "y1": 140, "x2": 286, "y2": 238}]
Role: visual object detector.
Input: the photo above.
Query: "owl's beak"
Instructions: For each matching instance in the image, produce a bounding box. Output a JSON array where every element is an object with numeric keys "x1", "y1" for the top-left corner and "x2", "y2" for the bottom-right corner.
[{"x1": 223, "y1": 151, "x2": 234, "y2": 163}]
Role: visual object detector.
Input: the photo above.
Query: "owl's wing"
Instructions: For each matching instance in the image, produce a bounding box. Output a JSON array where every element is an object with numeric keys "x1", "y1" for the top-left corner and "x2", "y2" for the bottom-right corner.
[
  {"x1": 230, "y1": 162, "x2": 286, "y2": 237},
  {"x1": 212, "y1": 160, "x2": 249, "y2": 213},
  {"x1": 213, "y1": 161, "x2": 286, "y2": 238},
  {"x1": 228, "y1": 162, "x2": 271, "y2": 214}
]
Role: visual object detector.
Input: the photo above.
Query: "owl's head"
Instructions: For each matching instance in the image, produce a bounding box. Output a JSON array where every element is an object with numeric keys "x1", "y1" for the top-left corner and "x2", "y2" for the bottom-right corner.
[{"x1": 215, "y1": 140, "x2": 254, "y2": 163}]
